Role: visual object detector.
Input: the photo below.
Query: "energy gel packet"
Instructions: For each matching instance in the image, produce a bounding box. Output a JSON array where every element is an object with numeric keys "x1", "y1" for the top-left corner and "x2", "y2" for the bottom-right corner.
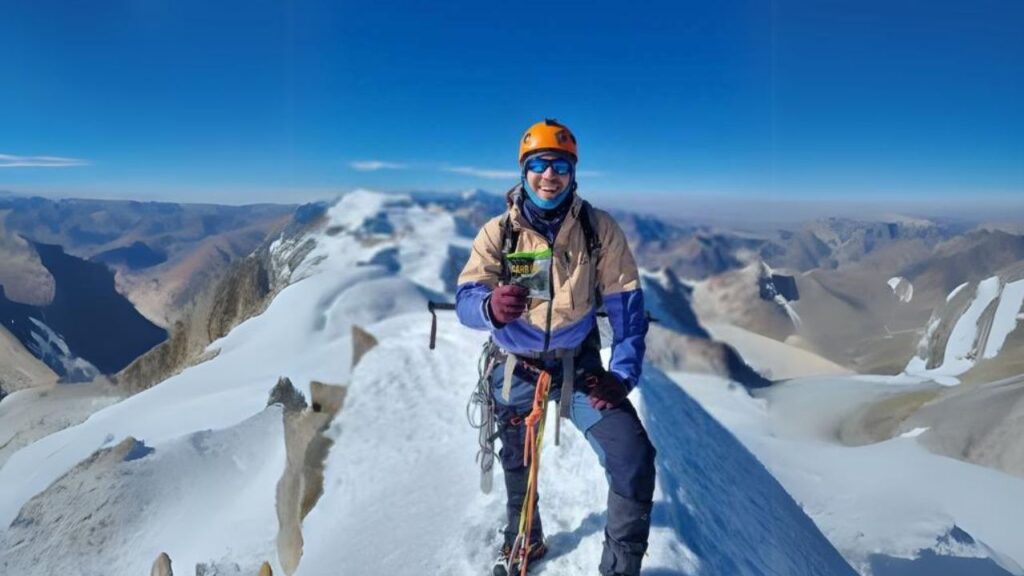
[{"x1": 505, "y1": 247, "x2": 553, "y2": 300}]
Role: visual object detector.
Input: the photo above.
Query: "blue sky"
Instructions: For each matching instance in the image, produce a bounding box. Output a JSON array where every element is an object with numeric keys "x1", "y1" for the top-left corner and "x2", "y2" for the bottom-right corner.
[{"x1": 2, "y1": 0, "x2": 1022, "y2": 211}]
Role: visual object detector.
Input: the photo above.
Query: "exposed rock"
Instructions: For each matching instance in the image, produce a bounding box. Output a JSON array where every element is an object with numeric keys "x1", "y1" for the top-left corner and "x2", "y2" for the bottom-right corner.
[
  {"x1": 206, "y1": 253, "x2": 273, "y2": 341},
  {"x1": 274, "y1": 379, "x2": 347, "y2": 575},
  {"x1": 913, "y1": 277, "x2": 982, "y2": 371},
  {"x1": 645, "y1": 325, "x2": 770, "y2": 389},
  {"x1": 301, "y1": 381, "x2": 346, "y2": 519},
  {"x1": 867, "y1": 524, "x2": 1020, "y2": 576},
  {"x1": 0, "y1": 378, "x2": 121, "y2": 469},
  {"x1": 703, "y1": 322, "x2": 853, "y2": 380},
  {"x1": 1, "y1": 195, "x2": 296, "y2": 328},
  {"x1": 837, "y1": 388, "x2": 942, "y2": 446},
  {"x1": 0, "y1": 209, "x2": 54, "y2": 306},
  {"x1": 351, "y1": 324, "x2": 379, "y2": 369},
  {"x1": 267, "y1": 377, "x2": 308, "y2": 412},
  {"x1": 0, "y1": 240, "x2": 167, "y2": 377},
  {"x1": 907, "y1": 374, "x2": 1024, "y2": 479},
  {"x1": 0, "y1": 411, "x2": 283, "y2": 576},
  {"x1": 693, "y1": 262, "x2": 797, "y2": 343},
  {"x1": 0, "y1": 323, "x2": 57, "y2": 394},
  {"x1": 195, "y1": 561, "x2": 242, "y2": 575},
  {"x1": 152, "y1": 552, "x2": 173, "y2": 576},
  {"x1": 760, "y1": 272, "x2": 799, "y2": 302},
  {"x1": 640, "y1": 268, "x2": 708, "y2": 338},
  {"x1": 116, "y1": 207, "x2": 322, "y2": 395}
]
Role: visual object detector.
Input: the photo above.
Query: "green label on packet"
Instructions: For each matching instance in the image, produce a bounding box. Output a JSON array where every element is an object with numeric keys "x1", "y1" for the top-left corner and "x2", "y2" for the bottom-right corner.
[{"x1": 505, "y1": 247, "x2": 552, "y2": 300}]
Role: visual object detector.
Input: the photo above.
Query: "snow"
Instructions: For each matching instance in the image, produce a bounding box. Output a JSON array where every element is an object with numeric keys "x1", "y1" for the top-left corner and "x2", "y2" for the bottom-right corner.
[
  {"x1": 25, "y1": 317, "x2": 100, "y2": 381},
  {"x1": 0, "y1": 190, "x2": 859, "y2": 575},
  {"x1": 946, "y1": 277, "x2": 1001, "y2": 361},
  {"x1": 983, "y1": 278, "x2": 1024, "y2": 359},
  {"x1": 703, "y1": 321, "x2": 852, "y2": 380},
  {"x1": 682, "y1": 375, "x2": 1024, "y2": 574},
  {"x1": 298, "y1": 316, "x2": 855, "y2": 576},
  {"x1": 760, "y1": 262, "x2": 804, "y2": 327},
  {"x1": 0, "y1": 409, "x2": 287, "y2": 575},
  {"x1": 776, "y1": 294, "x2": 803, "y2": 327},
  {"x1": 0, "y1": 191, "x2": 462, "y2": 564},
  {"x1": 906, "y1": 276, "x2": 1002, "y2": 384},
  {"x1": 947, "y1": 282, "x2": 969, "y2": 302},
  {"x1": 0, "y1": 382, "x2": 119, "y2": 469},
  {"x1": 324, "y1": 189, "x2": 392, "y2": 232},
  {"x1": 2, "y1": 190, "x2": 1021, "y2": 576},
  {"x1": 899, "y1": 427, "x2": 930, "y2": 438},
  {"x1": 887, "y1": 276, "x2": 914, "y2": 303},
  {"x1": 296, "y1": 314, "x2": 493, "y2": 575}
]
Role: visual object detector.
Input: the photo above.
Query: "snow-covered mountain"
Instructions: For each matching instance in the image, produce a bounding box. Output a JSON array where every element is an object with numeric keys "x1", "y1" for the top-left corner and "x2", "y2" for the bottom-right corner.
[
  {"x1": 906, "y1": 271, "x2": 1024, "y2": 385},
  {"x1": 0, "y1": 240, "x2": 166, "y2": 381},
  {"x1": 1, "y1": 190, "x2": 1022, "y2": 576},
  {"x1": 0, "y1": 194, "x2": 295, "y2": 330}
]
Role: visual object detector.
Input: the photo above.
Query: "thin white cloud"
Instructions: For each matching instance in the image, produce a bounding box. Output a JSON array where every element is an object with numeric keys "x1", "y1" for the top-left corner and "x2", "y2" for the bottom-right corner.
[
  {"x1": 0, "y1": 154, "x2": 90, "y2": 168},
  {"x1": 350, "y1": 160, "x2": 406, "y2": 171},
  {"x1": 444, "y1": 166, "x2": 519, "y2": 180}
]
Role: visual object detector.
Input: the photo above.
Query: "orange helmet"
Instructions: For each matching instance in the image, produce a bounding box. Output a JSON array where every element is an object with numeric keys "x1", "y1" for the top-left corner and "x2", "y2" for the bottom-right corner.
[{"x1": 519, "y1": 119, "x2": 578, "y2": 164}]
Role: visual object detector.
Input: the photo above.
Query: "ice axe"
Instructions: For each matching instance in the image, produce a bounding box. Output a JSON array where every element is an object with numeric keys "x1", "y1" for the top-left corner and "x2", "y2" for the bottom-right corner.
[{"x1": 428, "y1": 301, "x2": 456, "y2": 349}]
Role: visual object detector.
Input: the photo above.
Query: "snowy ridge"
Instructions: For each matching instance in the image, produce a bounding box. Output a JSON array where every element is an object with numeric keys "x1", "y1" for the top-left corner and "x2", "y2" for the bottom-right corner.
[
  {"x1": 689, "y1": 375, "x2": 1024, "y2": 575},
  {"x1": 3, "y1": 190, "x2": 1020, "y2": 576},
  {"x1": 0, "y1": 191, "x2": 854, "y2": 575},
  {"x1": 0, "y1": 191, "x2": 466, "y2": 574},
  {"x1": 984, "y1": 278, "x2": 1024, "y2": 359},
  {"x1": 295, "y1": 313, "x2": 855, "y2": 575},
  {"x1": 1, "y1": 410, "x2": 286, "y2": 576},
  {"x1": 906, "y1": 275, "x2": 1024, "y2": 384},
  {"x1": 25, "y1": 317, "x2": 100, "y2": 382}
]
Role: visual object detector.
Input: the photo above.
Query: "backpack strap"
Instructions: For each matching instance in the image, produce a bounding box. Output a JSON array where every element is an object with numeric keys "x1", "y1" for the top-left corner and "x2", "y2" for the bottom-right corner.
[
  {"x1": 498, "y1": 212, "x2": 520, "y2": 285},
  {"x1": 577, "y1": 200, "x2": 603, "y2": 310},
  {"x1": 578, "y1": 200, "x2": 601, "y2": 259}
]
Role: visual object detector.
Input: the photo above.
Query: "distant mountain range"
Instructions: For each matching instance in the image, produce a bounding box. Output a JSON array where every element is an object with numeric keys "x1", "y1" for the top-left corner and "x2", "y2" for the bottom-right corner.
[
  {"x1": 0, "y1": 195, "x2": 296, "y2": 388},
  {"x1": 2, "y1": 189, "x2": 1023, "y2": 390}
]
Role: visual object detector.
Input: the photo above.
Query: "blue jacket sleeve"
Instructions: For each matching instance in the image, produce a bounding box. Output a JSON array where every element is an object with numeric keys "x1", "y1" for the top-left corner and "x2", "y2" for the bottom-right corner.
[
  {"x1": 456, "y1": 281, "x2": 502, "y2": 331},
  {"x1": 603, "y1": 288, "x2": 649, "y2": 391}
]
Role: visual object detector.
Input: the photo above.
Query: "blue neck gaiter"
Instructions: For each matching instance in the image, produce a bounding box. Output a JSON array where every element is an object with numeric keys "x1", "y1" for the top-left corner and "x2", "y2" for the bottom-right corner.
[
  {"x1": 520, "y1": 151, "x2": 576, "y2": 210},
  {"x1": 523, "y1": 177, "x2": 572, "y2": 210},
  {"x1": 519, "y1": 184, "x2": 574, "y2": 244}
]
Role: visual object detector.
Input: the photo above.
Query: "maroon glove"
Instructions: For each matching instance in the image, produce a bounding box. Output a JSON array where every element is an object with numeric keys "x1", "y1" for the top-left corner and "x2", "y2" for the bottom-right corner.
[
  {"x1": 585, "y1": 368, "x2": 629, "y2": 410},
  {"x1": 489, "y1": 284, "x2": 529, "y2": 325}
]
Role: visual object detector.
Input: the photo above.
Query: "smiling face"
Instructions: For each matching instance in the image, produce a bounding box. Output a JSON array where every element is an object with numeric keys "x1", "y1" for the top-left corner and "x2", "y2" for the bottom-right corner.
[{"x1": 524, "y1": 154, "x2": 573, "y2": 201}]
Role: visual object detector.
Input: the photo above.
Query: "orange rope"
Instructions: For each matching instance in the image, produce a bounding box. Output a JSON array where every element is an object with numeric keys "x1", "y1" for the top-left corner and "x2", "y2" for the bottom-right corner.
[{"x1": 511, "y1": 370, "x2": 551, "y2": 576}]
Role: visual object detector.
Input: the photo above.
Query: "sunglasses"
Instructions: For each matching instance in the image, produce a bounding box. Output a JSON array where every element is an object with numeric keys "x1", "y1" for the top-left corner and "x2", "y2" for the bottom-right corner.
[{"x1": 524, "y1": 157, "x2": 574, "y2": 176}]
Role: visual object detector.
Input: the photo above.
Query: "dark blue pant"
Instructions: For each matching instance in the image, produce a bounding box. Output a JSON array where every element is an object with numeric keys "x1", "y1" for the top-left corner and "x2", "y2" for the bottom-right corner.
[{"x1": 491, "y1": 357, "x2": 656, "y2": 575}]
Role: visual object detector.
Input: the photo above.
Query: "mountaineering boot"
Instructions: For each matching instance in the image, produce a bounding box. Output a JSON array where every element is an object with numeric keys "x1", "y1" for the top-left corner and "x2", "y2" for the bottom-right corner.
[{"x1": 492, "y1": 539, "x2": 548, "y2": 576}]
